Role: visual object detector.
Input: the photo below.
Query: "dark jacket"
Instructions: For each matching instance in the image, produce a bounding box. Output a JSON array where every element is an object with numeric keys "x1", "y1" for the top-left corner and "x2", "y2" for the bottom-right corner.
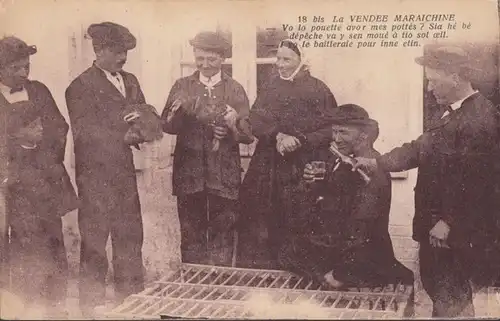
[
  {"x1": 281, "y1": 149, "x2": 414, "y2": 287},
  {"x1": 161, "y1": 71, "x2": 252, "y2": 200},
  {"x1": 377, "y1": 92, "x2": 500, "y2": 286},
  {"x1": 65, "y1": 64, "x2": 144, "y2": 217},
  {"x1": 1, "y1": 80, "x2": 77, "y2": 219}
]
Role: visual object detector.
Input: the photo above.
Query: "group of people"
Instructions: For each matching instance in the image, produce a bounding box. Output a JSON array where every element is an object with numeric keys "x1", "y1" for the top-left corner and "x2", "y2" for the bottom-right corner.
[{"x1": 0, "y1": 20, "x2": 499, "y2": 319}]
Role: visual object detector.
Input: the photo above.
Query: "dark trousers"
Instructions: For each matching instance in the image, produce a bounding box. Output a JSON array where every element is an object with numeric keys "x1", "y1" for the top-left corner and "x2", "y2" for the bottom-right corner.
[
  {"x1": 419, "y1": 242, "x2": 475, "y2": 317},
  {"x1": 177, "y1": 191, "x2": 237, "y2": 266},
  {"x1": 78, "y1": 197, "x2": 144, "y2": 308},
  {"x1": 7, "y1": 192, "x2": 68, "y2": 305},
  {"x1": 278, "y1": 235, "x2": 338, "y2": 283}
]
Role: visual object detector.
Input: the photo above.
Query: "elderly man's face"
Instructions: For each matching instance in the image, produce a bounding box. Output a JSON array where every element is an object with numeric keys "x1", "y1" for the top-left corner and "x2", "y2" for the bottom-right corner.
[
  {"x1": 425, "y1": 66, "x2": 459, "y2": 105},
  {"x1": 96, "y1": 47, "x2": 128, "y2": 73},
  {"x1": 0, "y1": 57, "x2": 30, "y2": 88},
  {"x1": 276, "y1": 46, "x2": 301, "y2": 78},
  {"x1": 332, "y1": 125, "x2": 364, "y2": 155},
  {"x1": 194, "y1": 48, "x2": 224, "y2": 78}
]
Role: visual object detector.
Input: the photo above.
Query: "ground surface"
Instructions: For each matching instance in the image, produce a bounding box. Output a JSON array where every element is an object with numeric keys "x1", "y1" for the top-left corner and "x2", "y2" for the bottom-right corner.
[{"x1": 4, "y1": 163, "x2": 499, "y2": 319}]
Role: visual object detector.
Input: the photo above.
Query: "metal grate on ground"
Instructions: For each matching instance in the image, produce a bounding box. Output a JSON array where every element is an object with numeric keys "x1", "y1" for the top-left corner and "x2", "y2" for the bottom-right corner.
[{"x1": 107, "y1": 263, "x2": 413, "y2": 319}]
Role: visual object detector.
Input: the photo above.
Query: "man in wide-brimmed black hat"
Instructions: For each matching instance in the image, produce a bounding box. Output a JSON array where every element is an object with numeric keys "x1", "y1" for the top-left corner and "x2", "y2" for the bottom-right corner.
[
  {"x1": 65, "y1": 21, "x2": 154, "y2": 317},
  {"x1": 354, "y1": 45, "x2": 500, "y2": 317},
  {"x1": 278, "y1": 104, "x2": 414, "y2": 303},
  {"x1": 161, "y1": 31, "x2": 253, "y2": 267},
  {"x1": 0, "y1": 36, "x2": 78, "y2": 318}
]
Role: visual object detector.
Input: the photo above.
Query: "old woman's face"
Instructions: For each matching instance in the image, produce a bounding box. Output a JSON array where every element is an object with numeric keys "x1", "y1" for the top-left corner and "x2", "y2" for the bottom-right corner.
[{"x1": 276, "y1": 46, "x2": 301, "y2": 78}]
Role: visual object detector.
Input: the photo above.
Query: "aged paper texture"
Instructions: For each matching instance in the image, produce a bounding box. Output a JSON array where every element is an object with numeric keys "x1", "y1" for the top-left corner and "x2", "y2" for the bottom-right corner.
[{"x1": 0, "y1": 0, "x2": 499, "y2": 319}]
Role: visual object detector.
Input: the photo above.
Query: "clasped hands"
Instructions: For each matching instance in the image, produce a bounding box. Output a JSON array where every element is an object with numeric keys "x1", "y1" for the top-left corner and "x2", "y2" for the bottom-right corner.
[{"x1": 276, "y1": 132, "x2": 301, "y2": 156}]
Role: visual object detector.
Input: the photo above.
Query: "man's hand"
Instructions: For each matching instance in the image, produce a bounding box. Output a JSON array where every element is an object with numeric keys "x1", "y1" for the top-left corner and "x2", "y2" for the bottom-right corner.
[
  {"x1": 171, "y1": 98, "x2": 184, "y2": 114},
  {"x1": 352, "y1": 157, "x2": 378, "y2": 174},
  {"x1": 276, "y1": 132, "x2": 301, "y2": 155},
  {"x1": 323, "y1": 271, "x2": 344, "y2": 289},
  {"x1": 165, "y1": 98, "x2": 184, "y2": 123},
  {"x1": 123, "y1": 111, "x2": 141, "y2": 123},
  {"x1": 429, "y1": 219, "x2": 451, "y2": 249},
  {"x1": 303, "y1": 163, "x2": 315, "y2": 183},
  {"x1": 213, "y1": 126, "x2": 228, "y2": 140}
]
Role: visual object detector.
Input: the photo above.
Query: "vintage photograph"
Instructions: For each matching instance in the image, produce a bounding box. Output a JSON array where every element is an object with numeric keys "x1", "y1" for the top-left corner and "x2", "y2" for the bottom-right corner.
[{"x1": 1, "y1": 0, "x2": 500, "y2": 319}]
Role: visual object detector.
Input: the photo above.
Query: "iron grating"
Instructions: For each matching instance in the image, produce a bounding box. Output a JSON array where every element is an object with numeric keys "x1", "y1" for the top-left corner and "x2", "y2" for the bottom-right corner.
[{"x1": 107, "y1": 263, "x2": 413, "y2": 319}]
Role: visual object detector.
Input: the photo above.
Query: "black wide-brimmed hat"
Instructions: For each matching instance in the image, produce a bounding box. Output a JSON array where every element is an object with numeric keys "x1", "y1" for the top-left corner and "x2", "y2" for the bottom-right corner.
[{"x1": 331, "y1": 104, "x2": 379, "y2": 127}]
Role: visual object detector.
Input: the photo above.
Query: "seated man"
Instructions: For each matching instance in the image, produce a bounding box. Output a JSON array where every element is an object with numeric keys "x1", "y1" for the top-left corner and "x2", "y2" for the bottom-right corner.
[{"x1": 279, "y1": 104, "x2": 414, "y2": 289}]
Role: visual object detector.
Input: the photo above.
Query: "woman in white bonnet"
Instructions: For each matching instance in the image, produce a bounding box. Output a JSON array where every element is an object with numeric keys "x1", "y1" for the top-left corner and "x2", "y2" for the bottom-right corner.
[{"x1": 238, "y1": 39, "x2": 339, "y2": 269}]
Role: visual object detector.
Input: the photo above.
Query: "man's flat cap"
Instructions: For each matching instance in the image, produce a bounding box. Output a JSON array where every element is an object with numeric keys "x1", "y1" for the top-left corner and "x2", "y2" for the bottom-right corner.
[
  {"x1": 0, "y1": 36, "x2": 37, "y2": 68},
  {"x1": 189, "y1": 31, "x2": 231, "y2": 57},
  {"x1": 415, "y1": 46, "x2": 474, "y2": 73},
  {"x1": 87, "y1": 22, "x2": 136, "y2": 51}
]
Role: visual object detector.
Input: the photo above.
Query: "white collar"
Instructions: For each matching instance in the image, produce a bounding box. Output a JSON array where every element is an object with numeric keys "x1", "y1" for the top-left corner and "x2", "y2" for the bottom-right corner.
[
  {"x1": 95, "y1": 63, "x2": 122, "y2": 79},
  {"x1": 0, "y1": 82, "x2": 26, "y2": 96},
  {"x1": 0, "y1": 81, "x2": 28, "y2": 99},
  {"x1": 449, "y1": 90, "x2": 478, "y2": 111},
  {"x1": 199, "y1": 71, "x2": 222, "y2": 87},
  {"x1": 279, "y1": 62, "x2": 304, "y2": 82},
  {"x1": 101, "y1": 68, "x2": 122, "y2": 79},
  {"x1": 0, "y1": 82, "x2": 12, "y2": 94},
  {"x1": 0, "y1": 82, "x2": 26, "y2": 93}
]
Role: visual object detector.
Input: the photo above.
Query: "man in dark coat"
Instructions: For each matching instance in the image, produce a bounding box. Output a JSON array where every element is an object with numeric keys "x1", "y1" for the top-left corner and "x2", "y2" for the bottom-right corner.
[
  {"x1": 0, "y1": 36, "x2": 78, "y2": 318},
  {"x1": 161, "y1": 31, "x2": 253, "y2": 266},
  {"x1": 279, "y1": 104, "x2": 414, "y2": 290},
  {"x1": 354, "y1": 46, "x2": 500, "y2": 317},
  {"x1": 65, "y1": 22, "x2": 147, "y2": 316}
]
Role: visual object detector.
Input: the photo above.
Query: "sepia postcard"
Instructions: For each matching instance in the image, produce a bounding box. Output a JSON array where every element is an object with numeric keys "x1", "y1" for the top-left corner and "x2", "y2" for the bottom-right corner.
[{"x1": 0, "y1": 0, "x2": 499, "y2": 319}]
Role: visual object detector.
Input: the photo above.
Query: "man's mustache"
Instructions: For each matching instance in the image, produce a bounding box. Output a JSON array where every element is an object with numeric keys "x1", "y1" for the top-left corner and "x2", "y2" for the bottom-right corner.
[{"x1": 15, "y1": 77, "x2": 28, "y2": 85}]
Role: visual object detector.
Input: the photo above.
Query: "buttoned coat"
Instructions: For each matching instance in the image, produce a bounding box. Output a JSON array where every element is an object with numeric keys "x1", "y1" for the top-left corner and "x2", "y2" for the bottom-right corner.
[
  {"x1": 377, "y1": 92, "x2": 500, "y2": 286},
  {"x1": 65, "y1": 64, "x2": 145, "y2": 219},
  {"x1": 161, "y1": 71, "x2": 252, "y2": 200},
  {"x1": 1, "y1": 80, "x2": 77, "y2": 219}
]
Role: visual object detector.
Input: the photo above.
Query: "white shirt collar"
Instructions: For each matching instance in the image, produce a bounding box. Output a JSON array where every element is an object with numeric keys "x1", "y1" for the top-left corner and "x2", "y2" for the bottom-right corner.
[
  {"x1": 0, "y1": 82, "x2": 12, "y2": 94},
  {"x1": 199, "y1": 71, "x2": 222, "y2": 87},
  {"x1": 449, "y1": 90, "x2": 478, "y2": 111},
  {"x1": 95, "y1": 64, "x2": 126, "y2": 97},
  {"x1": 97, "y1": 65, "x2": 121, "y2": 78},
  {"x1": 0, "y1": 81, "x2": 29, "y2": 103}
]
